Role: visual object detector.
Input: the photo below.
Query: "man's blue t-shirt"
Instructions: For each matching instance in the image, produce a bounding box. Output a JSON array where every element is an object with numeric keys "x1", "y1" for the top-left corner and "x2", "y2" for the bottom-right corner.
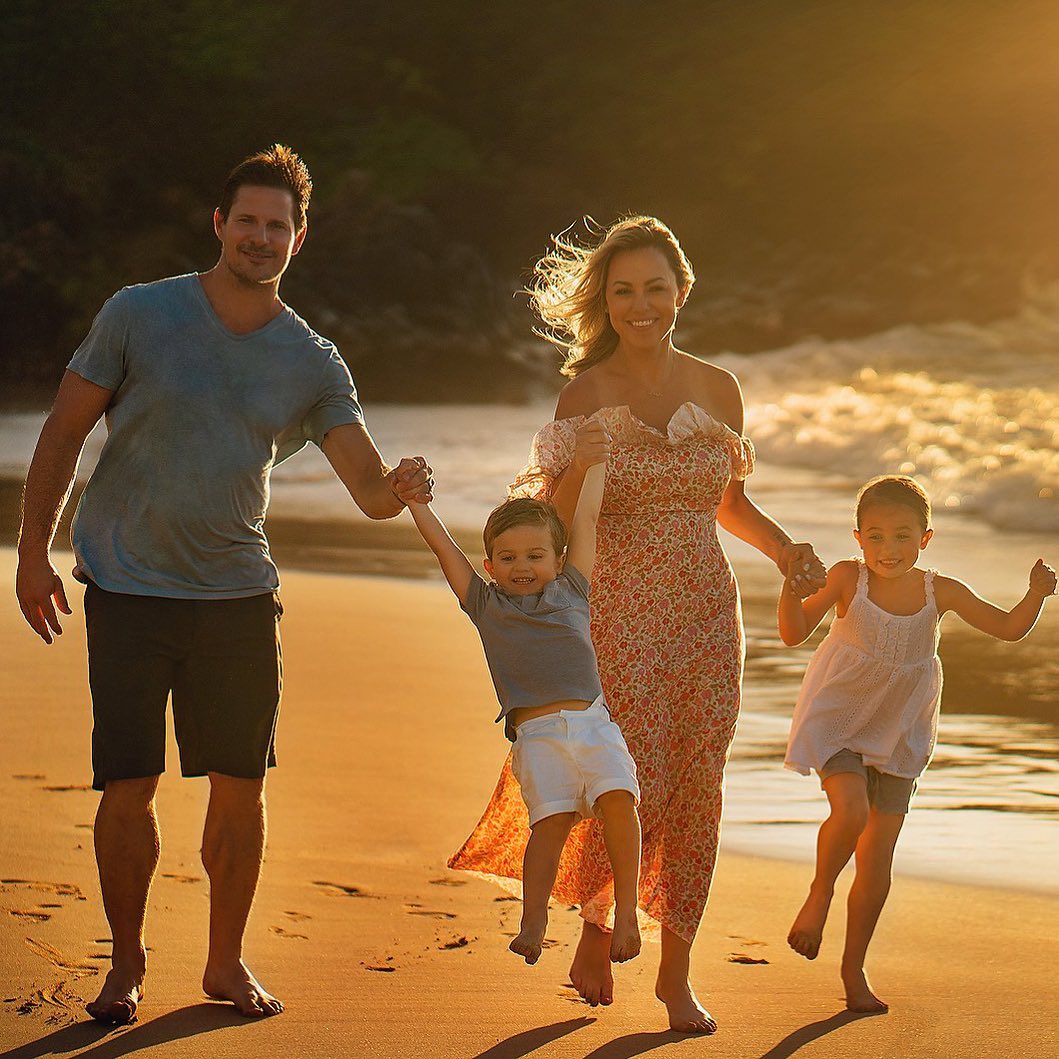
[{"x1": 67, "y1": 273, "x2": 363, "y2": 599}]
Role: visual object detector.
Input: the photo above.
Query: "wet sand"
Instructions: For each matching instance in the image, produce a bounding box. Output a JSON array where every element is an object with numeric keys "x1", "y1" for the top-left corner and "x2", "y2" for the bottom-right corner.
[{"x1": 2, "y1": 548, "x2": 1058, "y2": 1057}]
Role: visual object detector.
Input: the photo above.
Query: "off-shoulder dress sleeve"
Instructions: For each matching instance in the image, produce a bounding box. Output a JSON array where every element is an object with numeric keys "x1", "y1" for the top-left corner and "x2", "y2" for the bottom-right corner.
[
  {"x1": 508, "y1": 417, "x2": 583, "y2": 501},
  {"x1": 729, "y1": 434, "x2": 756, "y2": 481}
]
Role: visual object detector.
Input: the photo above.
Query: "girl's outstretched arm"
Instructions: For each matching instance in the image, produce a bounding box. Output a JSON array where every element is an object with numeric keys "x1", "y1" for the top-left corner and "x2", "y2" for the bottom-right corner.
[
  {"x1": 564, "y1": 461, "x2": 606, "y2": 582},
  {"x1": 778, "y1": 560, "x2": 856, "y2": 646},
  {"x1": 936, "y1": 559, "x2": 1056, "y2": 641},
  {"x1": 407, "y1": 500, "x2": 476, "y2": 607}
]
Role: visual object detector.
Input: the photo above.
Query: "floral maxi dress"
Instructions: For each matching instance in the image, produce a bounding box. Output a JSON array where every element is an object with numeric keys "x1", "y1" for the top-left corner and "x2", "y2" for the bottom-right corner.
[{"x1": 448, "y1": 402, "x2": 756, "y2": 943}]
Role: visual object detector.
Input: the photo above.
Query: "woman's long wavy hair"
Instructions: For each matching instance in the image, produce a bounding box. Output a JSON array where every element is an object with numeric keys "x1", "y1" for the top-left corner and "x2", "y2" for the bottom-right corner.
[{"x1": 529, "y1": 215, "x2": 695, "y2": 378}]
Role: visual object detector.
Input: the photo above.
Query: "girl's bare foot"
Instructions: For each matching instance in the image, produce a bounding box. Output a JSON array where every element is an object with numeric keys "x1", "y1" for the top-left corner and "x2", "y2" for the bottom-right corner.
[
  {"x1": 655, "y1": 973, "x2": 716, "y2": 1034},
  {"x1": 509, "y1": 911, "x2": 548, "y2": 964},
  {"x1": 203, "y1": 958, "x2": 283, "y2": 1017},
  {"x1": 569, "y1": 921, "x2": 614, "y2": 1006},
  {"x1": 788, "y1": 890, "x2": 832, "y2": 960},
  {"x1": 843, "y1": 967, "x2": 889, "y2": 1013},
  {"x1": 609, "y1": 910, "x2": 641, "y2": 963},
  {"x1": 86, "y1": 965, "x2": 145, "y2": 1025}
]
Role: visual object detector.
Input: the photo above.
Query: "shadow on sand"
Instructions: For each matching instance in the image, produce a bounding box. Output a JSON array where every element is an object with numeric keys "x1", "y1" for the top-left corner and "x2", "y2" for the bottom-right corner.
[
  {"x1": 0, "y1": 1003, "x2": 254, "y2": 1059},
  {"x1": 471, "y1": 1016, "x2": 596, "y2": 1058},
  {"x1": 756, "y1": 1009, "x2": 881, "y2": 1059}
]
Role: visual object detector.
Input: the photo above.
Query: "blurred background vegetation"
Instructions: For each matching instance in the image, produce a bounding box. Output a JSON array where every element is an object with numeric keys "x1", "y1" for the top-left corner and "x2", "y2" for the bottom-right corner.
[{"x1": 4, "y1": 0, "x2": 1059, "y2": 403}]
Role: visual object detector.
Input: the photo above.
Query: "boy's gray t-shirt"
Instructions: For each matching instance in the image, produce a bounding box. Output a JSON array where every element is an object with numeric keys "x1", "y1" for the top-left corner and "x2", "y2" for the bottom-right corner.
[
  {"x1": 460, "y1": 564, "x2": 605, "y2": 739},
  {"x1": 67, "y1": 273, "x2": 363, "y2": 599}
]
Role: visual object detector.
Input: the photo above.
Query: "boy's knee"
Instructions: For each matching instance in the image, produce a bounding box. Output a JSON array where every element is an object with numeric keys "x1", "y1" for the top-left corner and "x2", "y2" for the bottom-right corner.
[{"x1": 594, "y1": 789, "x2": 637, "y2": 820}]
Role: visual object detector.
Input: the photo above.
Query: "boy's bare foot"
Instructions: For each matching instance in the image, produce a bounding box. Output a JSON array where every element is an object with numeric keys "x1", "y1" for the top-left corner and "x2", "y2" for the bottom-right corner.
[
  {"x1": 203, "y1": 959, "x2": 283, "y2": 1017},
  {"x1": 843, "y1": 968, "x2": 889, "y2": 1013},
  {"x1": 86, "y1": 966, "x2": 145, "y2": 1025},
  {"x1": 609, "y1": 910, "x2": 641, "y2": 963},
  {"x1": 655, "y1": 975, "x2": 717, "y2": 1034},
  {"x1": 509, "y1": 911, "x2": 548, "y2": 964},
  {"x1": 787, "y1": 890, "x2": 831, "y2": 960},
  {"x1": 569, "y1": 921, "x2": 614, "y2": 1006}
]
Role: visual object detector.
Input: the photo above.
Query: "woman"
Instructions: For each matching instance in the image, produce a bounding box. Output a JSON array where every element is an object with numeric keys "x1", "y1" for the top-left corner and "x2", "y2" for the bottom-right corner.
[{"x1": 450, "y1": 216, "x2": 824, "y2": 1033}]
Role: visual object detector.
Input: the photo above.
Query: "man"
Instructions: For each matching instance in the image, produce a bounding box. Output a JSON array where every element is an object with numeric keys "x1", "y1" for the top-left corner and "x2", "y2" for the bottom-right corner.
[{"x1": 15, "y1": 145, "x2": 430, "y2": 1024}]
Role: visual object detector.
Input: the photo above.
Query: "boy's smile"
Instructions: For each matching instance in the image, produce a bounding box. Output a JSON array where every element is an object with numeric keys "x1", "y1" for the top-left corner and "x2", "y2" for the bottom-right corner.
[{"x1": 484, "y1": 525, "x2": 562, "y2": 596}]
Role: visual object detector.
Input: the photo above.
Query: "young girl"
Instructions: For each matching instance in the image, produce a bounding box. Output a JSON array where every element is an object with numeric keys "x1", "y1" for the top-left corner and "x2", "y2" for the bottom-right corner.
[
  {"x1": 405, "y1": 456, "x2": 643, "y2": 967},
  {"x1": 778, "y1": 474, "x2": 1056, "y2": 1013}
]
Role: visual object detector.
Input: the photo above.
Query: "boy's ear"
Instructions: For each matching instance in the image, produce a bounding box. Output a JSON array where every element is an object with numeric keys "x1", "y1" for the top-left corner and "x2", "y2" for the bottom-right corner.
[
  {"x1": 483, "y1": 557, "x2": 494, "y2": 579},
  {"x1": 853, "y1": 528, "x2": 862, "y2": 546},
  {"x1": 920, "y1": 528, "x2": 934, "y2": 548}
]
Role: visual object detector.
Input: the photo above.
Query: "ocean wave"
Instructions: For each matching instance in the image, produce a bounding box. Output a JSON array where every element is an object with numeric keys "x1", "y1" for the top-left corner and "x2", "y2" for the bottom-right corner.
[{"x1": 725, "y1": 306, "x2": 1059, "y2": 532}]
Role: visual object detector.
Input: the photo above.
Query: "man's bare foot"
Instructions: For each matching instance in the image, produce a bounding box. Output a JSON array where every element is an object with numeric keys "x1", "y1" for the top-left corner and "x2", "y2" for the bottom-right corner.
[
  {"x1": 569, "y1": 921, "x2": 614, "y2": 1006},
  {"x1": 86, "y1": 966, "x2": 145, "y2": 1026},
  {"x1": 655, "y1": 975, "x2": 716, "y2": 1034},
  {"x1": 843, "y1": 968, "x2": 889, "y2": 1013},
  {"x1": 609, "y1": 909, "x2": 641, "y2": 963},
  {"x1": 787, "y1": 890, "x2": 831, "y2": 960},
  {"x1": 203, "y1": 959, "x2": 283, "y2": 1017},
  {"x1": 509, "y1": 911, "x2": 548, "y2": 965}
]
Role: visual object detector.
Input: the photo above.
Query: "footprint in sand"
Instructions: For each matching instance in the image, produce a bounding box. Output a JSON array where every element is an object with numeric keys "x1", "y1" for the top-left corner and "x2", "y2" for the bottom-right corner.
[
  {"x1": 404, "y1": 905, "x2": 457, "y2": 920},
  {"x1": 313, "y1": 881, "x2": 377, "y2": 898},
  {"x1": 438, "y1": 936, "x2": 472, "y2": 950},
  {"x1": 284, "y1": 911, "x2": 312, "y2": 922},
  {"x1": 9, "y1": 910, "x2": 51, "y2": 921},
  {"x1": 160, "y1": 873, "x2": 202, "y2": 884},
  {"x1": 428, "y1": 877, "x2": 468, "y2": 888},
  {"x1": 269, "y1": 926, "x2": 308, "y2": 940},
  {"x1": 12, "y1": 774, "x2": 46, "y2": 781},
  {"x1": 728, "y1": 952, "x2": 770, "y2": 965},
  {"x1": 2, "y1": 880, "x2": 86, "y2": 902},
  {"x1": 24, "y1": 938, "x2": 99, "y2": 979},
  {"x1": 41, "y1": 785, "x2": 93, "y2": 792}
]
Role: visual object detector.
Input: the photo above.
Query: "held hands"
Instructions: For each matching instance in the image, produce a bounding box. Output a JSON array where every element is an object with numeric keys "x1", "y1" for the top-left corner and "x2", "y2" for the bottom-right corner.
[
  {"x1": 391, "y1": 456, "x2": 434, "y2": 506},
  {"x1": 572, "y1": 420, "x2": 611, "y2": 473},
  {"x1": 1029, "y1": 558, "x2": 1057, "y2": 597},
  {"x1": 780, "y1": 542, "x2": 827, "y2": 599},
  {"x1": 16, "y1": 556, "x2": 72, "y2": 644}
]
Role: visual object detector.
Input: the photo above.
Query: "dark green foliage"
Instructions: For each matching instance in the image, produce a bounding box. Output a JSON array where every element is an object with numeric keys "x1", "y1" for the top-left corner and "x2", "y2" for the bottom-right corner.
[{"x1": 3, "y1": 0, "x2": 1058, "y2": 402}]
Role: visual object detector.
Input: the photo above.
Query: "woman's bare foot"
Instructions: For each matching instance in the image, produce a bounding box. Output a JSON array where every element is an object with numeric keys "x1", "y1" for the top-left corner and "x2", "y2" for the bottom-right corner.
[
  {"x1": 86, "y1": 965, "x2": 145, "y2": 1025},
  {"x1": 843, "y1": 967, "x2": 889, "y2": 1013},
  {"x1": 609, "y1": 910, "x2": 641, "y2": 963},
  {"x1": 569, "y1": 921, "x2": 614, "y2": 1006},
  {"x1": 655, "y1": 973, "x2": 716, "y2": 1034},
  {"x1": 787, "y1": 889, "x2": 832, "y2": 960},
  {"x1": 203, "y1": 958, "x2": 283, "y2": 1017},
  {"x1": 509, "y1": 911, "x2": 548, "y2": 965}
]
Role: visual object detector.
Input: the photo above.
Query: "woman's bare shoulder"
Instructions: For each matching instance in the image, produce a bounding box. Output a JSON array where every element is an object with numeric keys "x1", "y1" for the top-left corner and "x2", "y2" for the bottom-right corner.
[
  {"x1": 679, "y1": 353, "x2": 744, "y2": 431},
  {"x1": 554, "y1": 369, "x2": 608, "y2": 420}
]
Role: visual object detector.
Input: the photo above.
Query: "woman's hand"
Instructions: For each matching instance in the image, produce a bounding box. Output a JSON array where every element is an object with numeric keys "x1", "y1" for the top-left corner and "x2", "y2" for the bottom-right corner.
[
  {"x1": 572, "y1": 420, "x2": 612, "y2": 474},
  {"x1": 780, "y1": 542, "x2": 827, "y2": 599}
]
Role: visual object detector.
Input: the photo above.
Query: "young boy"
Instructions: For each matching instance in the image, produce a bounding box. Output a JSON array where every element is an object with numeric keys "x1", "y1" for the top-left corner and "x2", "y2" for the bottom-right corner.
[{"x1": 407, "y1": 457, "x2": 642, "y2": 966}]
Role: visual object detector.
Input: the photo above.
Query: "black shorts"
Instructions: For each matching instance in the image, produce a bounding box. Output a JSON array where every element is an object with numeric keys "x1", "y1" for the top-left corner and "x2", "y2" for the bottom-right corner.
[{"x1": 84, "y1": 582, "x2": 283, "y2": 791}]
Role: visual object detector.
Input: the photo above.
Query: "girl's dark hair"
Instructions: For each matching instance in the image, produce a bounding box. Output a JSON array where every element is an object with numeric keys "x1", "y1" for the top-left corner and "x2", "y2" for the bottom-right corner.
[{"x1": 856, "y1": 475, "x2": 931, "y2": 530}]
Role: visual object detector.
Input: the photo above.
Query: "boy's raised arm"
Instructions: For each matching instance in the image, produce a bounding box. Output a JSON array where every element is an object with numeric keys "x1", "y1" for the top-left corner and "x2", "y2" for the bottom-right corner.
[
  {"x1": 407, "y1": 499, "x2": 476, "y2": 607},
  {"x1": 564, "y1": 460, "x2": 606, "y2": 582}
]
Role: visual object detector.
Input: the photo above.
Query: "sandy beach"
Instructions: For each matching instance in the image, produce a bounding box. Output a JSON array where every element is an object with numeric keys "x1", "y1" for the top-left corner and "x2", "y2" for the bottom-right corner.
[{"x1": 2, "y1": 546, "x2": 1058, "y2": 1058}]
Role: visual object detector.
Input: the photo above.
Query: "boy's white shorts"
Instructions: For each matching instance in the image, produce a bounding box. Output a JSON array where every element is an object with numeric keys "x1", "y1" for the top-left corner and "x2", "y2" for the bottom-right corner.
[{"x1": 511, "y1": 697, "x2": 640, "y2": 827}]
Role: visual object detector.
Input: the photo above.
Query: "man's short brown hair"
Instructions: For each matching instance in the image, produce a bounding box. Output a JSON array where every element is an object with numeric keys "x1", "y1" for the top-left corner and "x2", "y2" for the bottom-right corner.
[
  {"x1": 218, "y1": 144, "x2": 312, "y2": 231},
  {"x1": 483, "y1": 498, "x2": 567, "y2": 558}
]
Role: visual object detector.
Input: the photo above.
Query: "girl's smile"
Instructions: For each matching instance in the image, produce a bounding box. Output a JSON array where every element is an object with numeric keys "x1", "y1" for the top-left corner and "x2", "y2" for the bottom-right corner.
[{"x1": 854, "y1": 502, "x2": 933, "y2": 580}]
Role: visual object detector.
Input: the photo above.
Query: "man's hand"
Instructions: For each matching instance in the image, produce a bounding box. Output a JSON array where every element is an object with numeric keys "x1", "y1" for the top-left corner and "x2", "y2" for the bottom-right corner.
[
  {"x1": 16, "y1": 556, "x2": 72, "y2": 644},
  {"x1": 392, "y1": 456, "x2": 434, "y2": 506},
  {"x1": 780, "y1": 542, "x2": 827, "y2": 599}
]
